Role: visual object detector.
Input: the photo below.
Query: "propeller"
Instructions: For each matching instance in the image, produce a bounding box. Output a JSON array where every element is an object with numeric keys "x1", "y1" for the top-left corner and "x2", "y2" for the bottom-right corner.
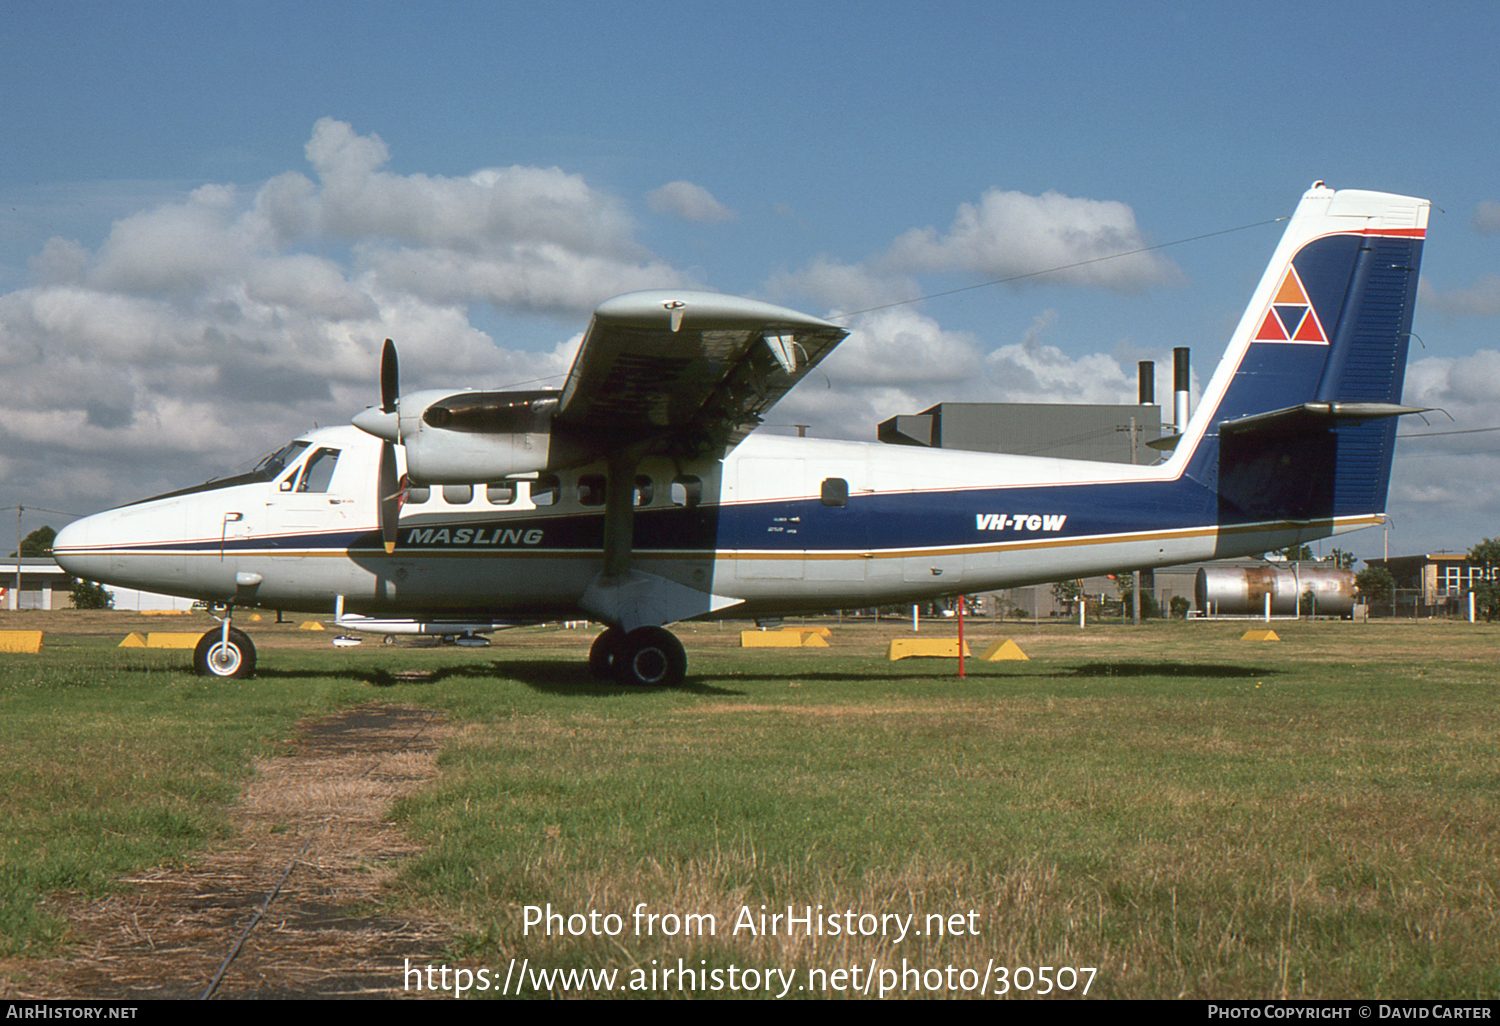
[
  {"x1": 380, "y1": 338, "x2": 399, "y2": 415},
  {"x1": 377, "y1": 340, "x2": 401, "y2": 554}
]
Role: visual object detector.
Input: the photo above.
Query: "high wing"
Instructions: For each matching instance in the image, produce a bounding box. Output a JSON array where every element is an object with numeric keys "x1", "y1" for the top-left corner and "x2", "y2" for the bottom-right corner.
[{"x1": 555, "y1": 290, "x2": 849, "y2": 458}]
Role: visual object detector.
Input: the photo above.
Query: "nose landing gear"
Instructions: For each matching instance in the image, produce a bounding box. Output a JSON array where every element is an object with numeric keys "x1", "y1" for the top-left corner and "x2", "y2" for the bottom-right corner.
[{"x1": 193, "y1": 623, "x2": 257, "y2": 679}]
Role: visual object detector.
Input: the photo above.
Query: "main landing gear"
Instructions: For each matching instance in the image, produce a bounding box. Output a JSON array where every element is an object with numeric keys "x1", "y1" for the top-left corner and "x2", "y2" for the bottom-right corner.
[{"x1": 589, "y1": 626, "x2": 687, "y2": 687}]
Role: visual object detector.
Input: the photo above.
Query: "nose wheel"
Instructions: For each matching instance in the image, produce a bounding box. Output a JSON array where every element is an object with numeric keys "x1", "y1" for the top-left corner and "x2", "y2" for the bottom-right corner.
[{"x1": 193, "y1": 626, "x2": 257, "y2": 679}]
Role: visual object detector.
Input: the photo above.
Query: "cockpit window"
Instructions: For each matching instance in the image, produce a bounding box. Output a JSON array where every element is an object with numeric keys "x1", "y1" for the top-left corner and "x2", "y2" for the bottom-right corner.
[
  {"x1": 253, "y1": 441, "x2": 311, "y2": 481},
  {"x1": 120, "y1": 438, "x2": 320, "y2": 507},
  {"x1": 296, "y1": 448, "x2": 341, "y2": 493}
]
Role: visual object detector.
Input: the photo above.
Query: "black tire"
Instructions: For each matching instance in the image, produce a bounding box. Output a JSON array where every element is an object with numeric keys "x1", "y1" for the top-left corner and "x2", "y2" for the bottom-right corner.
[
  {"x1": 589, "y1": 626, "x2": 624, "y2": 679},
  {"x1": 193, "y1": 627, "x2": 257, "y2": 679},
  {"x1": 613, "y1": 626, "x2": 686, "y2": 687}
]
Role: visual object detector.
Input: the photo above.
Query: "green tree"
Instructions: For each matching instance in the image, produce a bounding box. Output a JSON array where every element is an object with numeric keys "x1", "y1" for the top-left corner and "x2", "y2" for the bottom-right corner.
[
  {"x1": 70, "y1": 579, "x2": 113, "y2": 610},
  {"x1": 1115, "y1": 575, "x2": 1161, "y2": 619},
  {"x1": 1469, "y1": 538, "x2": 1500, "y2": 622},
  {"x1": 1328, "y1": 547, "x2": 1356, "y2": 570},
  {"x1": 1051, "y1": 579, "x2": 1082, "y2": 615},
  {"x1": 1278, "y1": 544, "x2": 1314, "y2": 562},
  {"x1": 10, "y1": 525, "x2": 55, "y2": 558},
  {"x1": 1355, "y1": 565, "x2": 1395, "y2": 614}
]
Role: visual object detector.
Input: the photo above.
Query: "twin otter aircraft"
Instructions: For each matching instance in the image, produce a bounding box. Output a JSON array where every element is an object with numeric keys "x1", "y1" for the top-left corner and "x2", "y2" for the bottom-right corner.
[{"x1": 54, "y1": 183, "x2": 1429, "y2": 686}]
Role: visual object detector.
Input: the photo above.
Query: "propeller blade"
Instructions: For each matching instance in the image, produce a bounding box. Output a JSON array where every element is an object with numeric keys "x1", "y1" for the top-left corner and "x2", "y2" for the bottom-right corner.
[
  {"x1": 380, "y1": 338, "x2": 399, "y2": 414},
  {"x1": 378, "y1": 441, "x2": 401, "y2": 554}
]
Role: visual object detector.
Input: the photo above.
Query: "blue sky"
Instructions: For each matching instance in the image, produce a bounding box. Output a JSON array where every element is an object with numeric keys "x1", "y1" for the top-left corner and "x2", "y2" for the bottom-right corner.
[{"x1": 3, "y1": 0, "x2": 1499, "y2": 562}]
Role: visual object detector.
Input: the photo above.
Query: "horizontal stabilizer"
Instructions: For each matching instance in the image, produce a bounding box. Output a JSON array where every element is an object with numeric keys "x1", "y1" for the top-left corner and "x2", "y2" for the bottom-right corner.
[{"x1": 1220, "y1": 402, "x2": 1431, "y2": 437}]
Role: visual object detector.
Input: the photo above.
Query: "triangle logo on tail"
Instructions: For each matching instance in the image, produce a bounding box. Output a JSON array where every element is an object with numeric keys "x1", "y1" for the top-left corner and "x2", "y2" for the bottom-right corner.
[{"x1": 1253, "y1": 266, "x2": 1329, "y2": 343}]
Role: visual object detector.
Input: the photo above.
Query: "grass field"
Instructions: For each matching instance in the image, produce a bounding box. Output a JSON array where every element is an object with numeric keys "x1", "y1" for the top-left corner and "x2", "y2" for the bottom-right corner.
[{"x1": 1, "y1": 610, "x2": 1497, "y2": 999}]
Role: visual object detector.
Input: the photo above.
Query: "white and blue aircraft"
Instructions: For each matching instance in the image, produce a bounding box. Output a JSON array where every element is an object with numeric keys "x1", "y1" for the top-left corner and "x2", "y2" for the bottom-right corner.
[{"x1": 54, "y1": 183, "x2": 1428, "y2": 686}]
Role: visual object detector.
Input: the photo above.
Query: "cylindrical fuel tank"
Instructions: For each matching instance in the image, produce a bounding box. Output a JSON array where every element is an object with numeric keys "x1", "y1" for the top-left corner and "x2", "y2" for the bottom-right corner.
[{"x1": 1194, "y1": 566, "x2": 1356, "y2": 617}]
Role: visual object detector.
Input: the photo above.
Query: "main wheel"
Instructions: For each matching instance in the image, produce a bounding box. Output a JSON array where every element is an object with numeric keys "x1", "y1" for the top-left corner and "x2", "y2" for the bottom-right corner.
[
  {"x1": 193, "y1": 627, "x2": 257, "y2": 679},
  {"x1": 613, "y1": 626, "x2": 686, "y2": 687},
  {"x1": 588, "y1": 626, "x2": 624, "y2": 679}
]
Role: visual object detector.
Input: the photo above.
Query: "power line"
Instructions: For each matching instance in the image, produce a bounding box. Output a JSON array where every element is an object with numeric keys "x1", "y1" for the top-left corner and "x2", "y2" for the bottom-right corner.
[
  {"x1": 0, "y1": 504, "x2": 85, "y2": 519},
  {"x1": 1398, "y1": 425, "x2": 1500, "y2": 439},
  {"x1": 831, "y1": 216, "x2": 1291, "y2": 320},
  {"x1": 486, "y1": 214, "x2": 1292, "y2": 389}
]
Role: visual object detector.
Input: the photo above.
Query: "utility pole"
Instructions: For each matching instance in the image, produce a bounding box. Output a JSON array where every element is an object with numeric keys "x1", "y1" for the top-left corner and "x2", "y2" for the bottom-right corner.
[{"x1": 13, "y1": 506, "x2": 21, "y2": 612}]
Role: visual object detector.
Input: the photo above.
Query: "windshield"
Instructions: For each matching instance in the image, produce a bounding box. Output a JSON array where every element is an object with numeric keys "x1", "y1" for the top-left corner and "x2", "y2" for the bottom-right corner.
[
  {"x1": 252, "y1": 441, "x2": 311, "y2": 481},
  {"x1": 122, "y1": 439, "x2": 315, "y2": 507}
]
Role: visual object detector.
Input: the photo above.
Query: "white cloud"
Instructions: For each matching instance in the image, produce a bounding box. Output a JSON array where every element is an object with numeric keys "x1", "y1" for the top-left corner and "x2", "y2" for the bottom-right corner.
[
  {"x1": 647, "y1": 180, "x2": 736, "y2": 224},
  {"x1": 772, "y1": 305, "x2": 1150, "y2": 443},
  {"x1": 984, "y1": 311, "x2": 1138, "y2": 404},
  {"x1": 0, "y1": 118, "x2": 690, "y2": 513},
  {"x1": 1404, "y1": 350, "x2": 1500, "y2": 416},
  {"x1": 1382, "y1": 351, "x2": 1500, "y2": 543},
  {"x1": 766, "y1": 256, "x2": 918, "y2": 314},
  {"x1": 764, "y1": 183, "x2": 1190, "y2": 441},
  {"x1": 1421, "y1": 274, "x2": 1500, "y2": 318},
  {"x1": 879, "y1": 187, "x2": 1181, "y2": 291},
  {"x1": 1473, "y1": 200, "x2": 1500, "y2": 235}
]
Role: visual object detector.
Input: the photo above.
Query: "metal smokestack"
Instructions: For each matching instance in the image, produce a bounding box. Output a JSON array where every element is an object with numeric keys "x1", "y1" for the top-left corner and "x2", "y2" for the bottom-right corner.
[
  {"x1": 1138, "y1": 361, "x2": 1154, "y2": 406},
  {"x1": 1173, "y1": 347, "x2": 1191, "y2": 433}
]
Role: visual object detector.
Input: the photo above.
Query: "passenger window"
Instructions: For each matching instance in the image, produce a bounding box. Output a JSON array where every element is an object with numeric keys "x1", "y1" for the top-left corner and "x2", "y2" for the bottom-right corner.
[
  {"x1": 633, "y1": 475, "x2": 655, "y2": 507},
  {"x1": 532, "y1": 474, "x2": 560, "y2": 506},
  {"x1": 821, "y1": 477, "x2": 849, "y2": 507},
  {"x1": 486, "y1": 482, "x2": 516, "y2": 505},
  {"x1": 671, "y1": 475, "x2": 702, "y2": 508},
  {"x1": 297, "y1": 448, "x2": 341, "y2": 493},
  {"x1": 405, "y1": 485, "x2": 430, "y2": 504},
  {"x1": 442, "y1": 484, "x2": 473, "y2": 505},
  {"x1": 578, "y1": 474, "x2": 606, "y2": 507}
]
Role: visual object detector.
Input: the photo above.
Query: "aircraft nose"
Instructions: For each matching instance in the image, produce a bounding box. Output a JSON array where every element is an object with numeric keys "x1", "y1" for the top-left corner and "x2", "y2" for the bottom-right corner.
[{"x1": 52, "y1": 516, "x2": 101, "y2": 579}]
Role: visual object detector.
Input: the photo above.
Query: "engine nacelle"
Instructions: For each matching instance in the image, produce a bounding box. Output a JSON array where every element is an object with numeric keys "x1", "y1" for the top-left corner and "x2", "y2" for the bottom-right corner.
[
  {"x1": 397, "y1": 389, "x2": 555, "y2": 483},
  {"x1": 353, "y1": 388, "x2": 617, "y2": 484}
]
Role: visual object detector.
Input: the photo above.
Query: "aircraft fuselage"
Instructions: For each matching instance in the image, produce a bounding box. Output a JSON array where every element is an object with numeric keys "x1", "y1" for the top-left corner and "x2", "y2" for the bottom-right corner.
[{"x1": 54, "y1": 424, "x2": 1360, "y2": 620}]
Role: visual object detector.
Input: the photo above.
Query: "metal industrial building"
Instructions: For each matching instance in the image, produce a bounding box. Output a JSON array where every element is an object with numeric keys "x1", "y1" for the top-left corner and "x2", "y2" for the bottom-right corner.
[
  {"x1": 878, "y1": 402, "x2": 1164, "y2": 465},
  {"x1": 878, "y1": 351, "x2": 1188, "y2": 465},
  {"x1": 872, "y1": 353, "x2": 1367, "y2": 620}
]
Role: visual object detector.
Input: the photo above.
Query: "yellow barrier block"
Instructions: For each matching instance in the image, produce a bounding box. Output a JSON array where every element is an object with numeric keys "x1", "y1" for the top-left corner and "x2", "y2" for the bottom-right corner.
[
  {"x1": 1236, "y1": 624, "x2": 1284, "y2": 642},
  {"x1": 980, "y1": 639, "x2": 1029, "y2": 661},
  {"x1": 141, "y1": 609, "x2": 190, "y2": 616},
  {"x1": 299, "y1": 621, "x2": 325, "y2": 631},
  {"x1": 742, "y1": 631, "x2": 807, "y2": 648},
  {"x1": 780, "y1": 626, "x2": 833, "y2": 638},
  {"x1": 801, "y1": 634, "x2": 829, "y2": 648},
  {"x1": 0, "y1": 631, "x2": 43, "y2": 654},
  {"x1": 119, "y1": 632, "x2": 147, "y2": 648},
  {"x1": 146, "y1": 633, "x2": 203, "y2": 649},
  {"x1": 887, "y1": 638, "x2": 972, "y2": 660}
]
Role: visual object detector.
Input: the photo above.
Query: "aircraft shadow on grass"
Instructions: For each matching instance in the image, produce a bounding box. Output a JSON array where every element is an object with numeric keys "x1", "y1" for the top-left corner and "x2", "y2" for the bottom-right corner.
[{"x1": 119, "y1": 656, "x2": 1278, "y2": 692}]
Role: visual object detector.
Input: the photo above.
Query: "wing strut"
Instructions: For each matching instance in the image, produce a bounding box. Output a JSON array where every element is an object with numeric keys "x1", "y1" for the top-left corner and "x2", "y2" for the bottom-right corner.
[
  {"x1": 601, "y1": 449, "x2": 637, "y2": 581},
  {"x1": 578, "y1": 449, "x2": 741, "y2": 645}
]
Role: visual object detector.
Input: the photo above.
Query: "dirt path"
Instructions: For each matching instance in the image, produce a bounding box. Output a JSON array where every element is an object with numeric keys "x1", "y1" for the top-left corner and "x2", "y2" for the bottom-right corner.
[{"x1": 12, "y1": 704, "x2": 455, "y2": 999}]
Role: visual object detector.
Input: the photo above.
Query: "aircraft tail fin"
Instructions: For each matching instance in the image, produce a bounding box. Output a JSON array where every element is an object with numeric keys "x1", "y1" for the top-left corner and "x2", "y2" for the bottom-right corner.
[{"x1": 1173, "y1": 183, "x2": 1428, "y2": 525}]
